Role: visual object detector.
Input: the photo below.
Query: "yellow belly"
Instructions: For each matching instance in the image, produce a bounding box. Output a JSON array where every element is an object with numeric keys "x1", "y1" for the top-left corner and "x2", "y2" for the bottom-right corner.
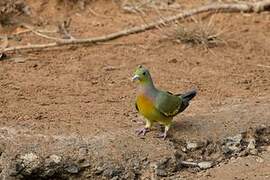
[
  {"x1": 137, "y1": 95, "x2": 155, "y2": 117},
  {"x1": 136, "y1": 95, "x2": 169, "y2": 122}
]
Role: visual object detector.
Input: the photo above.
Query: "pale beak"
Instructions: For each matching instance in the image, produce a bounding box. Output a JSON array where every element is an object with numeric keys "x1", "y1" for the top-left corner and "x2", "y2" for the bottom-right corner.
[{"x1": 132, "y1": 75, "x2": 140, "y2": 82}]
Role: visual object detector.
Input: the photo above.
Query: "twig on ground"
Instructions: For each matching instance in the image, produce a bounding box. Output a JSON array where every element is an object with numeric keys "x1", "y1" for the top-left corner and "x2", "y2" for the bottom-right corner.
[
  {"x1": 57, "y1": 19, "x2": 74, "y2": 39},
  {"x1": 257, "y1": 64, "x2": 270, "y2": 69},
  {"x1": 3, "y1": 0, "x2": 270, "y2": 53},
  {"x1": 180, "y1": 161, "x2": 198, "y2": 167},
  {"x1": 21, "y1": 23, "x2": 63, "y2": 41}
]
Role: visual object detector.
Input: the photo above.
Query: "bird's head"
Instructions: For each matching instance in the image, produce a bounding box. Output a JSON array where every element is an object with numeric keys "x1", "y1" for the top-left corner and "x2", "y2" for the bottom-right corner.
[{"x1": 132, "y1": 65, "x2": 152, "y2": 85}]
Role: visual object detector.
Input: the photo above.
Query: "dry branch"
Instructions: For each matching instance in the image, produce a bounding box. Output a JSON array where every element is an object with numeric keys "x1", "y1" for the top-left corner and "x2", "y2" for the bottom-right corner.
[
  {"x1": 3, "y1": 0, "x2": 270, "y2": 53},
  {"x1": 22, "y1": 24, "x2": 62, "y2": 41},
  {"x1": 57, "y1": 19, "x2": 75, "y2": 39}
]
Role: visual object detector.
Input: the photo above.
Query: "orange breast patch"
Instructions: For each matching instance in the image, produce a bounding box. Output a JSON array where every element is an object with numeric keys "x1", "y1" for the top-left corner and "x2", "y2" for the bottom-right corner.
[{"x1": 136, "y1": 95, "x2": 155, "y2": 116}]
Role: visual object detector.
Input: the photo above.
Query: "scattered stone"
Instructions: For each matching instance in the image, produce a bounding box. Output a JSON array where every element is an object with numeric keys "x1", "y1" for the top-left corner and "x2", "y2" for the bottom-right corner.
[
  {"x1": 245, "y1": 137, "x2": 257, "y2": 155},
  {"x1": 18, "y1": 152, "x2": 40, "y2": 175},
  {"x1": 151, "y1": 157, "x2": 182, "y2": 177},
  {"x1": 47, "y1": 154, "x2": 61, "y2": 164},
  {"x1": 247, "y1": 138, "x2": 256, "y2": 150},
  {"x1": 249, "y1": 149, "x2": 258, "y2": 155},
  {"x1": 229, "y1": 134, "x2": 242, "y2": 144},
  {"x1": 256, "y1": 157, "x2": 264, "y2": 163},
  {"x1": 6, "y1": 126, "x2": 270, "y2": 179},
  {"x1": 78, "y1": 147, "x2": 88, "y2": 157},
  {"x1": 186, "y1": 158, "x2": 194, "y2": 162},
  {"x1": 238, "y1": 149, "x2": 249, "y2": 157},
  {"x1": 186, "y1": 141, "x2": 199, "y2": 151},
  {"x1": 20, "y1": 153, "x2": 39, "y2": 164},
  {"x1": 79, "y1": 160, "x2": 91, "y2": 168},
  {"x1": 204, "y1": 142, "x2": 218, "y2": 157},
  {"x1": 198, "y1": 161, "x2": 213, "y2": 170},
  {"x1": 10, "y1": 153, "x2": 88, "y2": 179},
  {"x1": 222, "y1": 134, "x2": 243, "y2": 155},
  {"x1": 102, "y1": 164, "x2": 122, "y2": 178},
  {"x1": 181, "y1": 146, "x2": 187, "y2": 152},
  {"x1": 180, "y1": 161, "x2": 198, "y2": 167},
  {"x1": 78, "y1": 147, "x2": 89, "y2": 164},
  {"x1": 94, "y1": 166, "x2": 104, "y2": 175},
  {"x1": 156, "y1": 168, "x2": 167, "y2": 177},
  {"x1": 65, "y1": 164, "x2": 80, "y2": 174}
]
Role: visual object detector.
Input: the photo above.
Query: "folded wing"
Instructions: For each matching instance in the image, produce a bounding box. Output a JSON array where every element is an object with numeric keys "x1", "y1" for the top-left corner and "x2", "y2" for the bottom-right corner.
[{"x1": 155, "y1": 91, "x2": 182, "y2": 117}]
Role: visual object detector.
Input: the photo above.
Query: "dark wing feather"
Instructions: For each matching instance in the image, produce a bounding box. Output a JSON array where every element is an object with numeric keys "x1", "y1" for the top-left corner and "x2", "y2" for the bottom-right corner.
[{"x1": 176, "y1": 89, "x2": 197, "y2": 113}]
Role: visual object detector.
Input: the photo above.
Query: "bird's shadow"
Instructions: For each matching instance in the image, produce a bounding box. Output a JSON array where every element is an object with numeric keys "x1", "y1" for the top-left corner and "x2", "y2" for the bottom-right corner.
[
  {"x1": 173, "y1": 118, "x2": 195, "y2": 129},
  {"x1": 169, "y1": 116, "x2": 200, "y2": 138}
]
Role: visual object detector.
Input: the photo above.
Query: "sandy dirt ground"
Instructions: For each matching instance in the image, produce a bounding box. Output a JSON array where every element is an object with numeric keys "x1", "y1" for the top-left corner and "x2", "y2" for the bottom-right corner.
[{"x1": 0, "y1": 0, "x2": 270, "y2": 179}]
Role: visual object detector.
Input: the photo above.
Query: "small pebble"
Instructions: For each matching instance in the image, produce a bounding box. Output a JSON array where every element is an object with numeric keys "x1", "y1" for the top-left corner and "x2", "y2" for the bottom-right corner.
[
  {"x1": 186, "y1": 141, "x2": 198, "y2": 150},
  {"x1": 198, "y1": 161, "x2": 213, "y2": 170},
  {"x1": 48, "y1": 154, "x2": 61, "y2": 164},
  {"x1": 249, "y1": 149, "x2": 258, "y2": 155},
  {"x1": 65, "y1": 164, "x2": 80, "y2": 174},
  {"x1": 256, "y1": 157, "x2": 264, "y2": 163}
]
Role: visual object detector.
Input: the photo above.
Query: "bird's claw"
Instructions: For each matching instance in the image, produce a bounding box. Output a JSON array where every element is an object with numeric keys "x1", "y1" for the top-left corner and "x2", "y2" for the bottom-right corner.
[
  {"x1": 157, "y1": 132, "x2": 167, "y2": 140},
  {"x1": 136, "y1": 127, "x2": 149, "y2": 136}
]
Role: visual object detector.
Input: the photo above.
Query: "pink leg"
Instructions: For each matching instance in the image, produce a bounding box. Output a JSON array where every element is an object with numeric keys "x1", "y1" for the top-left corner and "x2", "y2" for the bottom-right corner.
[
  {"x1": 136, "y1": 127, "x2": 150, "y2": 136},
  {"x1": 157, "y1": 132, "x2": 167, "y2": 140},
  {"x1": 157, "y1": 125, "x2": 170, "y2": 140}
]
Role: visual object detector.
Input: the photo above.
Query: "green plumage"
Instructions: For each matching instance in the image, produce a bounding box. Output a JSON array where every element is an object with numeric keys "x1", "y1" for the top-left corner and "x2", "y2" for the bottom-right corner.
[
  {"x1": 132, "y1": 65, "x2": 196, "y2": 139},
  {"x1": 155, "y1": 91, "x2": 182, "y2": 117}
]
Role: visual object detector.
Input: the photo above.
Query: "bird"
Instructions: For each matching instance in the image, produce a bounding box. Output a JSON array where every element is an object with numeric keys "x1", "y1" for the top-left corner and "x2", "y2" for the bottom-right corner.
[{"x1": 132, "y1": 65, "x2": 197, "y2": 139}]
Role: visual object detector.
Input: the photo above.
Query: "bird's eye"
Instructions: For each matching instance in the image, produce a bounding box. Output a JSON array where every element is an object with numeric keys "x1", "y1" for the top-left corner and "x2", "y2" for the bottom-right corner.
[{"x1": 142, "y1": 72, "x2": 146, "y2": 76}]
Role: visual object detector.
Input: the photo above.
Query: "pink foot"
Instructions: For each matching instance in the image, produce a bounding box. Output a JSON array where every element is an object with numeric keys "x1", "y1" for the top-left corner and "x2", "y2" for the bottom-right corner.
[
  {"x1": 136, "y1": 127, "x2": 149, "y2": 136},
  {"x1": 157, "y1": 132, "x2": 167, "y2": 140}
]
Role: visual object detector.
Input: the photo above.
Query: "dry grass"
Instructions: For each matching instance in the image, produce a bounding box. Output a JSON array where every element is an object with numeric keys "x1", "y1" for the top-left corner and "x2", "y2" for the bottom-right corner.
[
  {"x1": 0, "y1": 0, "x2": 32, "y2": 27},
  {"x1": 172, "y1": 17, "x2": 225, "y2": 48}
]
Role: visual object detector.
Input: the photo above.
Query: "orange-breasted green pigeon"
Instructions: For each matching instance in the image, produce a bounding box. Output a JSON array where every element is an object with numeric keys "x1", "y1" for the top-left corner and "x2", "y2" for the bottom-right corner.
[{"x1": 132, "y1": 65, "x2": 196, "y2": 139}]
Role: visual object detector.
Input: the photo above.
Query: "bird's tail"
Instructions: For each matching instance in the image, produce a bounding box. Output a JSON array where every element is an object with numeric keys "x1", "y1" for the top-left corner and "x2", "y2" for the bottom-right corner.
[
  {"x1": 176, "y1": 89, "x2": 197, "y2": 113},
  {"x1": 180, "y1": 89, "x2": 197, "y2": 103}
]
